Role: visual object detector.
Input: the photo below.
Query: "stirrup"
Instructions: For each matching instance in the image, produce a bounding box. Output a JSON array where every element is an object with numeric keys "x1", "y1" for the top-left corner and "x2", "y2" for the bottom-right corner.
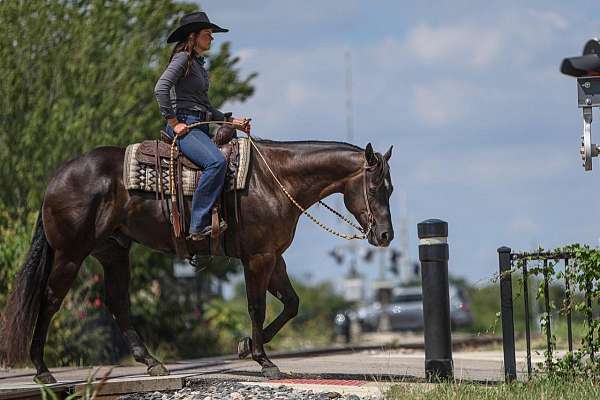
[
  {"x1": 186, "y1": 232, "x2": 208, "y2": 242},
  {"x1": 189, "y1": 254, "x2": 210, "y2": 270},
  {"x1": 189, "y1": 254, "x2": 237, "y2": 271},
  {"x1": 186, "y1": 220, "x2": 228, "y2": 241}
]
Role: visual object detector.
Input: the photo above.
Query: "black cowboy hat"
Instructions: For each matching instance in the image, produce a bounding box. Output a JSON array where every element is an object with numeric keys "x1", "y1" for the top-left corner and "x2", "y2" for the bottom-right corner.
[{"x1": 167, "y1": 11, "x2": 228, "y2": 43}]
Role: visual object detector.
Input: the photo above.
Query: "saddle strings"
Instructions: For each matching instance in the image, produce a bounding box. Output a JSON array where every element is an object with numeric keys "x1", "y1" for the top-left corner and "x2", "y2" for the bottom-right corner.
[{"x1": 171, "y1": 121, "x2": 370, "y2": 240}]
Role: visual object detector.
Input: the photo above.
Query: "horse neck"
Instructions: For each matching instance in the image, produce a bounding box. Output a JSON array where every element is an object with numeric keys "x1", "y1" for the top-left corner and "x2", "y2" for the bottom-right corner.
[{"x1": 255, "y1": 141, "x2": 364, "y2": 208}]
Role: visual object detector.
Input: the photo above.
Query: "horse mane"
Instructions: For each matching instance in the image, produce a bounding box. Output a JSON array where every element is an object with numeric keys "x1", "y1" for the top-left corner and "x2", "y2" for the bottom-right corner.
[
  {"x1": 252, "y1": 138, "x2": 390, "y2": 182},
  {"x1": 253, "y1": 138, "x2": 363, "y2": 152}
]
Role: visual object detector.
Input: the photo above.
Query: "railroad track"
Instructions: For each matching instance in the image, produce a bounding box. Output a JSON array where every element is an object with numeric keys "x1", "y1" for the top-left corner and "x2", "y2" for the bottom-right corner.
[{"x1": 0, "y1": 335, "x2": 503, "y2": 399}]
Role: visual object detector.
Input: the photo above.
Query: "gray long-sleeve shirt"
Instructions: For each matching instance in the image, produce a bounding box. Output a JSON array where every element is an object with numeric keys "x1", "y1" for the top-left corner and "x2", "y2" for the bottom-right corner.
[{"x1": 154, "y1": 51, "x2": 224, "y2": 121}]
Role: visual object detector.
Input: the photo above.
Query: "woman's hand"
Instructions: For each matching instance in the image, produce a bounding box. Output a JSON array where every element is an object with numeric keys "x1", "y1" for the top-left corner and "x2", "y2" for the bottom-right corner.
[
  {"x1": 231, "y1": 117, "x2": 252, "y2": 134},
  {"x1": 173, "y1": 122, "x2": 189, "y2": 137},
  {"x1": 167, "y1": 117, "x2": 190, "y2": 136},
  {"x1": 167, "y1": 117, "x2": 189, "y2": 137}
]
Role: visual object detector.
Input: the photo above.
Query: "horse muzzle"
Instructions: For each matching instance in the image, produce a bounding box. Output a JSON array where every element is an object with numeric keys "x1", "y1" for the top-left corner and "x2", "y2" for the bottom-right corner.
[{"x1": 368, "y1": 225, "x2": 394, "y2": 247}]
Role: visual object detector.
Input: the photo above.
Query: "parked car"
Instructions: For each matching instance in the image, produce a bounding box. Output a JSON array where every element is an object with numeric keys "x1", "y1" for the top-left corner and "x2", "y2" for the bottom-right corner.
[{"x1": 334, "y1": 285, "x2": 473, "y2": 334}]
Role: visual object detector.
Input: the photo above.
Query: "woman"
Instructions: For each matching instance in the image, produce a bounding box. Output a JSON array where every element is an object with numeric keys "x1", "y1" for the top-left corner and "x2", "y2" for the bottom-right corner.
[{"x1": 154, "y1": 11, "x2": 251, "y2": 241}]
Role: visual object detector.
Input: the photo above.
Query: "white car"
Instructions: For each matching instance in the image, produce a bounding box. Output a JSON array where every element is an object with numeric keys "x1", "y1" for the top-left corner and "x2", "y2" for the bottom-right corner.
[{"x1": 334, "y1": 285, "x2": 473, "y2": 333}]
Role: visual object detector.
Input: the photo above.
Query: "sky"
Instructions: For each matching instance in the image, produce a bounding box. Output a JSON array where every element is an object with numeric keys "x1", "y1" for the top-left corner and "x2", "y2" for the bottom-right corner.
[{"x1": 195, "y1": 1, "x2": 600, "y2": 291}]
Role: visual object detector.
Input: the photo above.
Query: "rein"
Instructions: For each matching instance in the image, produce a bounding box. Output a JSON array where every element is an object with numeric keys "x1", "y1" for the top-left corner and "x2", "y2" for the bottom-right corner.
[{"x1": 170, "y1": 121, "x2": 373, "y2": 240}]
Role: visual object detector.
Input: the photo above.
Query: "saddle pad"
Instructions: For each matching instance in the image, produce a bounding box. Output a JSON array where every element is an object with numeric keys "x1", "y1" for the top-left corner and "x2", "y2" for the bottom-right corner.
[{"x1": 123, "y1": 138, "x2": 251, "y2": 196}]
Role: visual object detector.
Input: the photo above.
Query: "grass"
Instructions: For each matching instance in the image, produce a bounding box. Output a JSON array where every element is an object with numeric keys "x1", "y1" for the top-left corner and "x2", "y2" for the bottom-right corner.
[
  {"x1": 469, "y1": 319, "x2": 589, "y2": 355},
  {"x1": 384, "y1": 375, "x2": 600, "y2": 400}
]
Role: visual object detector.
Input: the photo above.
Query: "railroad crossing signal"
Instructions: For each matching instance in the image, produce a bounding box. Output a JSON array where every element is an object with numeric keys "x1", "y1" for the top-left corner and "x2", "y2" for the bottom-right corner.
[{"x1": 561, "y1": 38, "x2": 600, "y2": 171}]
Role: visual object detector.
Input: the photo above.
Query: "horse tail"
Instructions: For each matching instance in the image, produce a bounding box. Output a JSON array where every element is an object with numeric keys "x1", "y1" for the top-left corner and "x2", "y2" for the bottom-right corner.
[{"x1": 0, "y1": 211, "x2": 54, "y2": 366}]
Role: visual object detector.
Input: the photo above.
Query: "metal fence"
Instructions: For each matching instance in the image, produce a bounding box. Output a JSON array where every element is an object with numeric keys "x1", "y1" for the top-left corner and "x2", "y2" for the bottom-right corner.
[{"x1": 498, "y1": 247, "x2": 596, "y2": 382}]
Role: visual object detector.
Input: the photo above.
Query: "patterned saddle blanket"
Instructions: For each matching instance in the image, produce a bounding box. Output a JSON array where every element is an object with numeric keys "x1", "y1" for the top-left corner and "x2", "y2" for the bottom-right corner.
[{"x1": 123, "y1": 137, "x2": 251, "y2": 196}]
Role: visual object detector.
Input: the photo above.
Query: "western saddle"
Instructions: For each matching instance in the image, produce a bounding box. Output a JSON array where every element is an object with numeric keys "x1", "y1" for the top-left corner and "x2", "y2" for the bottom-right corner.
[{"x1": 132, "y1": 124, "x2": 239, "y2": 262}]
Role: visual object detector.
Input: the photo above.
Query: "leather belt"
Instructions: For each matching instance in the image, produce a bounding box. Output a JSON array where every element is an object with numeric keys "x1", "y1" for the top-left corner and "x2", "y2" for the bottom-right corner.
[{"x1": 177, "y1": 109, "x2": 210, "y2": 120}]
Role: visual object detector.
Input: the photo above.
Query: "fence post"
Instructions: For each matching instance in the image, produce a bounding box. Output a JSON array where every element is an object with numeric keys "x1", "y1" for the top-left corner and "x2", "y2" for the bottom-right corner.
[
  {"x1": 498, "y1": 246, "x2": 517, "y2": 382},
  {"x1": 418, "y1": 219, "x2": 453, "y2": 381}
]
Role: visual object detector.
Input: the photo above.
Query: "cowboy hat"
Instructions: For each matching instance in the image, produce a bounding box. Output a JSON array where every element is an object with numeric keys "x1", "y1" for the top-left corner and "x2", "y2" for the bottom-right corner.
[{"x1": 167, "y1": 11, "x2": 228, "y2": 43}]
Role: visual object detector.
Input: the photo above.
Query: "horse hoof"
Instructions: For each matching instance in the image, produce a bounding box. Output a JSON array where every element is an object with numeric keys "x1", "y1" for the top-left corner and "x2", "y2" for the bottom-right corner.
[
  {"x1": 261, "y1": 366, "x2": 281, "y2": 379},
  {"x1": 238, "y1": 337, "x2": 252, "y2": 359},
  {"x1": 148, "y1": 364, "x2": 170, "y2": 376},
  {"x1": 34, "y1": 372, "x2": 57, "y2": 384}
]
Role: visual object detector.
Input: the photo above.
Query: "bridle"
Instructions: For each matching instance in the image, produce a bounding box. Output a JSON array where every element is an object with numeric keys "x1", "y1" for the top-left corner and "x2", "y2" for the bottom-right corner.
[
  {"x1": 172, "y1": 120, "x2": 376, "y2": 241},
  {"x1": 314, "y1": 161, "x2": 375, "y2": 239}
]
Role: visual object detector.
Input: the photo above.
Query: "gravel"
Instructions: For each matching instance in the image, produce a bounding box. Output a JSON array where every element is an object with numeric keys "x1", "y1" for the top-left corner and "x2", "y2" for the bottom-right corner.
[{"x1": 117, "y1": 381, "x2": 377, "y2": 400}]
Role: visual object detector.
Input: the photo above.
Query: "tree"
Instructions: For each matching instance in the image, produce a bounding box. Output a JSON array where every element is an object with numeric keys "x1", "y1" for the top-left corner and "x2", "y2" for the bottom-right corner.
[
  {"x1": 0, "y1": 0, "x2": 254, "y2": 215},
  {"x1": 0, "y1": 0, "x2": 256, "y2": 364}
]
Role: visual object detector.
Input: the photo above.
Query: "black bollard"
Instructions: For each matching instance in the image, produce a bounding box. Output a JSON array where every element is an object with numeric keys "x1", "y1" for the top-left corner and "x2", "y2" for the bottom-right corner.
[
  {"x1": 342, "y1": 311, "x2": 351, "y2": 344},
  {"x1": 418, "y1": 219, "x2": 453, "y2": 381},
  {"x1": 498, "y1": 246, "x2": 517, "y2": 382}
]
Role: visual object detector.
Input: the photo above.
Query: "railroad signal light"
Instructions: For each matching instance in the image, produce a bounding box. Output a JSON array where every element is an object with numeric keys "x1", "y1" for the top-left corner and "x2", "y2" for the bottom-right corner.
[
  {"x1": 363, "y1": 249, "x2": 374, "y2": 262},
  {"x1": 561, "y1": 38, "x2": 600, "y2": 171},
  {"x1": 390, "y1": 249, "x2": 401, "y2": 265},
  {"x1": 561, "y1": 39, "x2": 600, "y2": 77},
  {"x1": 413, "y1": 261, "x2": 420, "y2": 276},
  {"x1": 328, "y1": 248, "x2": 345, "y2": 265},
  {"x1": 388, "y1": 250, "x2": 402, "y2": 275}
]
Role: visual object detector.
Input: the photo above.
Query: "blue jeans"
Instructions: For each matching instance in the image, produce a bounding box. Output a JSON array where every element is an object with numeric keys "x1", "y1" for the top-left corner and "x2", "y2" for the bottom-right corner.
[{"x1": 165, "y1": 114, "x2": 227, "y2": 234}]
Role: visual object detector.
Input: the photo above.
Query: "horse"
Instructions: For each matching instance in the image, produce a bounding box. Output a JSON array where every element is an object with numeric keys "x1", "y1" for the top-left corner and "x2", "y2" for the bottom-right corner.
[{"x1": 0, "y1": 138, "x2": 394, "y2": 383}]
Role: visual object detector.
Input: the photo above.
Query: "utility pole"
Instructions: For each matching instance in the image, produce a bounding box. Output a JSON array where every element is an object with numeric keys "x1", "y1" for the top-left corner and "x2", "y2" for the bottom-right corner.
[
  {"x1": 337, "y1": 49, "x2": 354, "y2": 214},
  {"x1": 345, "y1": 50, "x2": 354, "y2": 143},
  {"x1": 332, "y1": 50, "x2": 366, "y2": 305},
  {"x1": 344, "y1": 50, "x2": 355, "y2": 267}
]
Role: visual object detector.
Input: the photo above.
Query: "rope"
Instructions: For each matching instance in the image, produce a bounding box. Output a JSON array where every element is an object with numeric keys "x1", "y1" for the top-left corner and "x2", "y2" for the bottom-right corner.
[
  {"x1": 246, "y1": 137, "x2": 368, "y2": 240},
  {"x1": 317, "y1": 200, "x2": 365, "y2": 232},
  {"x1": 169, "y1": 121, "x2": 369, "y2": 240}
]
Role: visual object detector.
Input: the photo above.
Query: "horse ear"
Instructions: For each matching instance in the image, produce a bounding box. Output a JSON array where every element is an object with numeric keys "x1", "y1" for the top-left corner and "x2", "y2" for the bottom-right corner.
[
  {"x1": 383, "y1": 145, "x2": 393, "y2": 162},
  {"x1": 365, "y1": 143, "x2": 377, "y2": 166}
]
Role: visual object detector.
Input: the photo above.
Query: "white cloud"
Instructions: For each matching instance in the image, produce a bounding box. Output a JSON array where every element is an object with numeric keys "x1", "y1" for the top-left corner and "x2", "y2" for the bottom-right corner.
[
  {"x1": 234, "y1": 48, "x2": 258, "y2": 63},
  {"x1": 509, "y1": 215, "x2": 539, "y2": 235},
  {"x1": 203, "y1": 1, "x2": 600, "y2": 285},
  {"x1": 226, "y1": 8, "x2": 576, "y2": 140},
  {"x1": 205, "y1": 0, "x2": 362, "y2": 34},
  {"x1": 528, "y1": 9, "x2": 569, "y2": 31},
  {"x1": 412, "y1": 80, "x2": 479, "y2": 126},
  {"x1": 403, "y1": 8, "x2": 569, "y2": 70},
  {"x1": 406, "y1": 24, "x2": 503, "y2": 67},
  {"x1": 286, "y1": 81, "x2": 313, "y2": 106},
  {"x1": 225, "y1": 45, "x2": 347, "y2": 138},
  {"x1": 411, "y1": 145, "x2": 572, "y2": 186}
]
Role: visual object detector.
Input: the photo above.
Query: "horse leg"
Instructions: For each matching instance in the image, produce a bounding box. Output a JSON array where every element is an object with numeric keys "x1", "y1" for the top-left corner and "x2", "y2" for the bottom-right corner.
[
  {"x1": 30, "y1": 250, "x2": 84, "y2": 383},
  {"x1": 243, "y1": 253, "x2": 279, "y2": 378},
  {"x1": 238, "y1": 256, "x2": 299, "y2": 359},
  {"x1": 92, "y1": 242, "x2": 169, "y2": 376}
]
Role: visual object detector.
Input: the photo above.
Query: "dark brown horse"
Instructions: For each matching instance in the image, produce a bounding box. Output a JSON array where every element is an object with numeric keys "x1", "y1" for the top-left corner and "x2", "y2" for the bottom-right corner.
[{"x1": 0, "y1": 139, "x2": 394, "y2": 383}]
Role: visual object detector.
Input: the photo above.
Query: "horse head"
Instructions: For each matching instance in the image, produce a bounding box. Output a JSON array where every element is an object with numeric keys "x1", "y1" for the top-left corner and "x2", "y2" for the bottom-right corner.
[{"x1": 344, "y1": 143, "x2": 394, "y2": 247}]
